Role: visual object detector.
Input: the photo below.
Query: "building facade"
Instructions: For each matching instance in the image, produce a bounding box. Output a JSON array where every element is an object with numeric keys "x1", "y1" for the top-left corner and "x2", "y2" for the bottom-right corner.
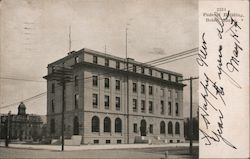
[
  {"x1": 0, "y1": 102, "x2": 44, "y2": 141},
  {"x1": 44, "y1": 48, "x2": 186, "y2": 144}
]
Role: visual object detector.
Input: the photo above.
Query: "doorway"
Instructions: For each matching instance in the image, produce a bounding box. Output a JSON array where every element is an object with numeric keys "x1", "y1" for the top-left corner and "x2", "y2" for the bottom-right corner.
[
  {"x1": 73, "y1": 116, "x2": 79, "y2": 135},
  {"x1": 140, "y1": 119, "x2": 147, "y2": 136}
]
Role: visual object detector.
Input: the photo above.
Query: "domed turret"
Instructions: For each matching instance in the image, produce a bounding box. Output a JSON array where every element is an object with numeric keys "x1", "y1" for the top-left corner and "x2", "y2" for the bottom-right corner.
[{"x1": 18, "y1": 102, "x2": 26, "y2": 115}]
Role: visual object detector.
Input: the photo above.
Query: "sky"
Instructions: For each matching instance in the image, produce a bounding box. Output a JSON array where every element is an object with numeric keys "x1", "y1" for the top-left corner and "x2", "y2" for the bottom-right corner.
[{"x1": 0, "y1": 0, "x2": 198, "y2": 117}]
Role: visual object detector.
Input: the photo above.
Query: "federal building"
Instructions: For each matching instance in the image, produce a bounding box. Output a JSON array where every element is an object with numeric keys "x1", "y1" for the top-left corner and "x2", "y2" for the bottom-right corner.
[{"x1": 44, "y1": 48, "x2": 186, "y2": 144}]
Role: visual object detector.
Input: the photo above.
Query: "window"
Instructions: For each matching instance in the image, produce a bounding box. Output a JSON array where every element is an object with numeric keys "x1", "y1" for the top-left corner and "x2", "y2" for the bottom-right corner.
[
  {"x1": 133, "y1": 99, "x2": 137, "y2": 112},
  {"x1": 75, "y1": 75, "x2": 79, "y2": 87},
  {"x1": 104, "y1": 117, "x2": 111, "y2": 132},
  {"x1": 115, "y1": 80, "x2": 120, "y2": 90},
  {"x1": 175, "y1": 76, "x2": 178, "y2": 82},
  {"x1": 104, "y1": 78, "x2": 109, "y2": 89},
  {"x1": 93, "y1": 94, "x2": 98, "y2": 108},
  {"x1": 160, "y1": 88, "x2": 164, "y2": 97},
  {"x1": 115, "y1": 118, "x2": 122, "y2": 133},
  {"x1": 141, "y1": 100, "x2": 145, "y2": 113},
  {"x1": 176, "y1": 103, "x2": 179, "y2": 116},
  {"x1": 94, "y1": 140, "x2": 99, "y2": 144},
  {"x1": 116, "y1": 97, "x2": 120, "y2": 111},
  {"x1": 93, "y1": 56, "x2": 98, "y2": 64},
  {"x1": 117, "y1": 140, "x2": 122, "y2": 144},
  {"x1": 51, "y1": 83, "x2": 55, "y2": 93},
  {"x1": 168, "y1": 122, "x2": 173, "y2": 134},
  {"x1": 149, "y1": 86, "x2": 153, "y2": 95},
  {"x1": 161, "y1": 100, "x2": 164, "y2": 115},
  {"x1": 92, "y1": 116, "x2": 100, "y2": 132},
  {"x1": 168, "y1": 102, "x2": 172, "y2": 115},
  {"x1": 175, "y1": 122, "x2": 180, "y2": 134},
  {"x1": 106, "y1": 140, "x2": 111, "y2": 144},
  {"x1": 52, "y1": 66, "x2": 55, "y2": 73},
  {"x1": 160, "y1": 121, "x2": 166, "y2": 134},
  {"x1": 168, "y1": 90, "x2": 172, "y2": 98},
  {"x1": 141, "y1": 67, "x2": 145, "y2": 74},
  {"x1": 168, "y1": 74, "x2": 171, "y2": 81},
  {"x1": 149, "y1": 124, "x2": 153, "y2": 134},
  {"x1": 175, "y1": 92, "x2": 179, "y2": 100},
  {"x1": 132, "y1": 83, "x2": 137, "y2": 92},
  {"x1": 161, "y1": 72, "x2": 164, "y2": 79},
  {"x1": 50, "y1": 119, "x2": 55, "y2": 134},
  {"x1": 149, "y1": 69, "x2": 152, "y2": 76},
  {"x1": 141, "y1": 84, "x2": 145, "y2": 94},
  {"x1": 105, "y1": 58, "x2": 109, "y2": 66},
  {"x1": 104, "y1": 95, "x2": 110, "y2": 109},
  {"x1": 93, "y1": 76, "x2": 98, "y2": 86},
  {"x1": 75, "y1": 56, "x2": 79, "y2": 64},
  {"x1": 133, "y1": 65, "x2": 136, "y2": 72},
  {"x1": 116, "y1": 61, "x2": 120, "y2": 69},
  {"x1": 149, "y1": 101, "x2": 153, "y2": 113},
  {"x1": 133, "y1": 123, "x2": 137, "y2": 133},
  {"x1": 75, "y1": 94, "x2": 79, "y2": 109},
  {"x1": 51, "y1": 100, "x2": 55, "y2": 113}
]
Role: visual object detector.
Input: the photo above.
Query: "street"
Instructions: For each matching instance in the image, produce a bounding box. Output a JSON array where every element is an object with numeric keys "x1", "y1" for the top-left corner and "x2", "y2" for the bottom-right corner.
[{"x1": 0, "y1": 145, "x2": 198, "y2": 159}]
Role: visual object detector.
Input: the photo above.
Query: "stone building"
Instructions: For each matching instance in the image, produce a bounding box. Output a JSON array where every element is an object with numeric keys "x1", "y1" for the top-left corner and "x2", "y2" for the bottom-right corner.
[
  {"x1": 44, "y1": 48, "x2": 186, "y2": 144},
  {"x1": 0, "y1": 102, "x2": 43, "y2": 141}
]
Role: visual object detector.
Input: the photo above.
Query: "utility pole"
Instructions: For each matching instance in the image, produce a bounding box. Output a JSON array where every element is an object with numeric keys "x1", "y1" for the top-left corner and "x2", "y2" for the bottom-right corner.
[
  {"x1": 125, "y1": 27, "x2": 130, "y2": 144},
  {"x1": 179, "y1": 77, "x2": 198, "y2": 155},
  {"x1": 5, "y1": 111, "x2": 11, "y2": 147},
  {"x1": 44, "y1": 65, "x2": 72, "y2": 151},
  {"x1": 61, "y1": 79, "x2": 65, "y2": 151}
]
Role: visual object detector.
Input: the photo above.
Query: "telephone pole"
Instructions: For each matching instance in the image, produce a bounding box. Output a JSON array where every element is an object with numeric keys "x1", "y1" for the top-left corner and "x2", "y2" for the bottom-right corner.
[
  {"x1": 5, "y1": 111, "x2": 11, "y2": 147},
  {"x1": 179, "y1": 76, "x2": 198, "y2": 155},
  {"x1": 125, "y1": 27, "x2": 130, "y2": 144}
]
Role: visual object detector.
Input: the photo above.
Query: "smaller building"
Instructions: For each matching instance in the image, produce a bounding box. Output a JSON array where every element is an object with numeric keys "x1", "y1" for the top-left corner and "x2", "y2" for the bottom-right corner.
[{"x1": 0, "y1": 102, "x2": 44, "y2": 142}]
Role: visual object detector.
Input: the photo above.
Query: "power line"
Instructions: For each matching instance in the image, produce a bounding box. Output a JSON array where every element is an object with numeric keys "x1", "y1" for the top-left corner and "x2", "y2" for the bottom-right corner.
[
  {"x1": 147, "y1": 48, "x2": 198, "y2": 65},
  {"x1": 0, "y1": 77, "x2": 46, "y2": 83},
  {"x1": 0, "y1": 92, "x2": 46, "y2": 109},
  {"x1": 0, "y1": 48, "x2": 198, "y2": 110}
]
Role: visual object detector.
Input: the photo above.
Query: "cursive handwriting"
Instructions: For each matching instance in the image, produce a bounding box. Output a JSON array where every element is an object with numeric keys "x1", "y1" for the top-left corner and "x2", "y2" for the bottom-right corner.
[
  {"x1": 197, "y1": 33, "x2": 208, "y2": 67},
  {"x1": 217, "y1": 45, "x2": 223, "y2": 79},
  {"x1": 200, "y1": 108, "x2": 237, "y2": 149},
  {"x1": 214, "y1": 10, "x2": 230, "y2": 39}
]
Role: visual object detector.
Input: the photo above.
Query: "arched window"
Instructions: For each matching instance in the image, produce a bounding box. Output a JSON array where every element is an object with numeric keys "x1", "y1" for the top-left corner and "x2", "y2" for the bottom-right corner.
[
  {"x1": 50, "y1": 119, "x2": 55, "y2": 134},
  {"x1": 104, "y1": 117, "x2": 111, "y2": 132},
  {"x1": 73, "y1": 116, "x2": 79, "y2": 135},
  {"x1": 92, "y1": 116, "x2": 100, "y2": 132},
  {"x1": 160, "y1": 121, "x2": 166, "y2": 134},
  {"x1": 168, "y1": 121, "x2": 173, "y2": 134},
  {"x1": 115, "y1": 118, "x2": 122, "y2": 133},
  {"x1": 175, "y1": 122, "x2": 180, "y2": 134}
]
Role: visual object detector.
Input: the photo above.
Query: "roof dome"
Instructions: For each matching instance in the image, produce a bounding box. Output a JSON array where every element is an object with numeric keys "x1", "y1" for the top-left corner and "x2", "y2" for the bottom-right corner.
[
  {"x1": 18, "y1": 102, "x2": 26, "y2": 108},
  {"x1": 18, "y1": 102, "x2": 26, "y2": 115}
]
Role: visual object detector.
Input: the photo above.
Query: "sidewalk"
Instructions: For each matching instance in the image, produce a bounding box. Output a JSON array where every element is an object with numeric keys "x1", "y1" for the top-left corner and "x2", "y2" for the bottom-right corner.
[{"x1": 0, "y1": 142, "x2": 198, "y2": 151}]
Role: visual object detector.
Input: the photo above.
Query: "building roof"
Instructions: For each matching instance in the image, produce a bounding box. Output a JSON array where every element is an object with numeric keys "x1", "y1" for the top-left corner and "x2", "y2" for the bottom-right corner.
[{"x1": 47, "y1": 48, "x2": 182, "y2": 77}]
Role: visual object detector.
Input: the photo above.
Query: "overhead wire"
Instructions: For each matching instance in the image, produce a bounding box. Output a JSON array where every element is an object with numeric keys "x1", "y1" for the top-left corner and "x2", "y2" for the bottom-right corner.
[{"x1": 0, "y1": 48, "x2": 198, "y2": 110}]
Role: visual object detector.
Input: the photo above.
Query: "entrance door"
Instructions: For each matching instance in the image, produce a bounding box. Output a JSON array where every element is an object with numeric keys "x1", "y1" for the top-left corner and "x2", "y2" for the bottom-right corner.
[
  {"x1": 73, "y1": 116, "x2": 79, "y2": 135},
  {"x1": 140, "y1": 119, "x2": 146, "y2": 136}
]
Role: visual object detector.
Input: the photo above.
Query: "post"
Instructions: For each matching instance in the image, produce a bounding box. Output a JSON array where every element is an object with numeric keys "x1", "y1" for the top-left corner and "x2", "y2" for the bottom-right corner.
[
  {"x1": 189, "y1": 78, "x2": 193, "y2": 155},
  {"x1": 5, "y1": 111, "x2": 11, "y2": 147},
  {"x1": 61, "y1": 78, "x2": 65, "y2": 151},
  {"x1": 126, "y1": 28, "x2": 130, "y2": 144}
]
